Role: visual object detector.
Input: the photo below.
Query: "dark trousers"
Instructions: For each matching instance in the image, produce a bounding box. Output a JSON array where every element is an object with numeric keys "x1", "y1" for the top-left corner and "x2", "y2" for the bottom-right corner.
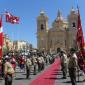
[
  {"x1": 33, "y1": 64, "x2": 37, "y2": 75},
  {"x1": 5, "y1": 74, "x2": 12, "y2": 85},
  {"x1": 26, "y1": 67, "x2": 30, "y2": 79},
  {"x1": 61, "y1": 63, "x2": 67, "y2": 78},
  {"x1": 41, "y1": 63, "x2": 45, "y2": 70},
  {"x1": 38, "y1": 63, "x2": 42, "y2": 72},
  {"x1": 69, "y1": 68, "x2": 76, "y2": 85},
  {"x1": 2, "y1": 64, "x2": 4, "y2": 77}
]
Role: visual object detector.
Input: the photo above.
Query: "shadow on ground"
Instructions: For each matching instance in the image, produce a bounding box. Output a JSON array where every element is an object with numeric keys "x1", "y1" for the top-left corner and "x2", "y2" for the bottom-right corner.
[
  {"x1": 51, "y1": 72, "x2": 62, "y2": 75},
  {"x1": 44, "y1": 77, "x2": 63, "y2": 80},
  {"x1": 15, "y1": 77, "x2": 31, "y2": 80},
  {"x1": 63, "y1": 80, "x2": 85, "y2": 84}
]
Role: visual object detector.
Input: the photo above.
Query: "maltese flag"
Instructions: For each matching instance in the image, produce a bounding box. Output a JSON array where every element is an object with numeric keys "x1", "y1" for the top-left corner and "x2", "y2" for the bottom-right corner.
[{"x1": 5, "y1": 12, "x2": 19, "y2": 24}]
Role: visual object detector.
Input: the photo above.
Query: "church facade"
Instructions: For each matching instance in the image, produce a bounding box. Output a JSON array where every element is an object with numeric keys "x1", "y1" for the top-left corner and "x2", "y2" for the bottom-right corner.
[{"x1": 37, "y1": 8, "x2": 78, "y2": 52}]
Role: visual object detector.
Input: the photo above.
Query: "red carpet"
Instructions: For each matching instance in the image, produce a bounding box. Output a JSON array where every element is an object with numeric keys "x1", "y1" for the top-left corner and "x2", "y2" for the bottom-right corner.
[{"x1": 29, "y1": 58, "x2": 61, "y2": 85}]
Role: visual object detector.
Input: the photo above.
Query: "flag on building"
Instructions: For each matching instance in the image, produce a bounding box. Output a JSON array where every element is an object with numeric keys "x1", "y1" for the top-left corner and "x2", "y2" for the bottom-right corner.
[
  {"x1": 5, "y1": 12, "x2": 19, "y2": 24},
  {"x1": 0, "y1": 16, "x2": 3, "y2": 59}
]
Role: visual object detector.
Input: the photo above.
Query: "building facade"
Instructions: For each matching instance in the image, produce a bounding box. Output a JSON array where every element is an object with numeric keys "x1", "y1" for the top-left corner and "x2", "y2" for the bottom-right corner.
[
  {"x1": 37, "y1": 8, "x2": 78, "y2": 52},
  {"x1": 3, "y1": 34, "x2": 13, "y2": 51},
  {"x1": 13, "y1": 40, "x2": 30, "y2": 51},
  {"x1": 3, "y1": 35, "x2": 29, "y2": 52}
]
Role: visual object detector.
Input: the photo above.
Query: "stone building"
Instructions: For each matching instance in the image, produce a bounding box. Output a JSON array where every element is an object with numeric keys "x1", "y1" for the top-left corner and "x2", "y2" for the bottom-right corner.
[
  {"x1": 37, "y1": 8, "x2": 78, "y2": 52},
  {"x1": 13, "y1": 40, "x2": 30, "y2": 51},
  {"x1": 3, "y1": 34, "x2": 13, "y2": 51}
]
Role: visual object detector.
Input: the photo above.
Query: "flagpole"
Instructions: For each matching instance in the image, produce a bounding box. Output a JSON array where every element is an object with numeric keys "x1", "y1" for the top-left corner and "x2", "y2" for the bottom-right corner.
[
  {"x1": 0, "y1": 14, "x2": 4, "y2": 60},
  {"x1": 76, "y1": 3, "x2": 80, "y2": 82}
]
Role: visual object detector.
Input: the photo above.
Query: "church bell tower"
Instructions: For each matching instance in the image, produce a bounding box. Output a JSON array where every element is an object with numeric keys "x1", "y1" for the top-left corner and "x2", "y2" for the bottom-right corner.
[
  {"x1": 67, "y1": 7, "x2": 78, "y2": 50},
  {"x1": 37, "y1": 10, "x2": 49, "y2": 51}
]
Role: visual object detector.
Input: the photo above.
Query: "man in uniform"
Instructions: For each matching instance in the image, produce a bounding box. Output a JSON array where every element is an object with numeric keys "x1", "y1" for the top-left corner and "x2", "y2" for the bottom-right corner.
[
  {"x1": 60, "y1": 50, "x2": 68, "y2": 79},
  {"x1": 26, "y1": 56, "x2": 32, "y2": 79},
  {"x1": 4, "y1": 57, "x2": 15, "y2": 85},
  {"x1": 31, "y1": 54, "x2": 37, "y2": 75},
  {"x1": 68, "y1": 48, "x2": 78, "y2": 85}
]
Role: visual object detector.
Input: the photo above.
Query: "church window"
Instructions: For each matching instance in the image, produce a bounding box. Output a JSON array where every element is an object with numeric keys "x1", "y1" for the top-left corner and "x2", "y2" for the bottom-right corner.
[
  {"x1": 41, "y1": 24, "x2": 44, "y2": 30},
  {"x1": 72, "y1": 22, "x2": 76, "y2": 27}
]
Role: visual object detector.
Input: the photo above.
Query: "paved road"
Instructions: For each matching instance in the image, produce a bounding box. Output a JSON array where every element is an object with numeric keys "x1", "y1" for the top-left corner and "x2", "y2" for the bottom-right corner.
[
  {"x1": 54, "y1": 69, "x2": 85, "y2": 85},
  {"x1": 0, "y1": 65, "x2": 51, "y2": 85}
]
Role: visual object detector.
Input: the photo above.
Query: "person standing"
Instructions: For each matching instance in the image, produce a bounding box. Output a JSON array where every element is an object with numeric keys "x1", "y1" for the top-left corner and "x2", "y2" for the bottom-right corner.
[
  {"x1": 68, "y1": 48, "x2": 78, "y2": 85},
  {"x1": 37, "y1": 54, "x2": 44, "y2": 72},
  {"x1": 4, "y1": 58, "x2": 15, "y2": 85},
  {"x1": 31, "y1": 54, "x2": 37, "y2": 75},
  {"x1": 26, "y1": 57, "x2": 32, "y2": 79},
  {"x1": 19, "y1": 55, "x2": 25, "y2": 72},
  {"x1": 60, "y1": 50, "x2": 68, "y2": 79},
  {"x1": 40, "y1": 54, "x2": 45, "y2": 71}
]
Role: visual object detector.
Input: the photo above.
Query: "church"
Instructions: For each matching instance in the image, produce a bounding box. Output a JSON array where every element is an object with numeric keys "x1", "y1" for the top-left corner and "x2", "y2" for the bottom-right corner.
[{"x1": 37, "y1": 8, "x2": 78, "y2": 52}]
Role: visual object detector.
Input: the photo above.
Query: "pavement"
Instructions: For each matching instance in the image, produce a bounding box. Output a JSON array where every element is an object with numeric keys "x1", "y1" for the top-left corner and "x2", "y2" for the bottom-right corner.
[
  {"x1": 54, "y1": 68, "x2": 85, "y2": 85},
  {"x1": 0, "y1": 64, "x2": 52, "y2": 85},
  {"x1": 0, "y1": 58, "x2": 85, "y2": 85}
]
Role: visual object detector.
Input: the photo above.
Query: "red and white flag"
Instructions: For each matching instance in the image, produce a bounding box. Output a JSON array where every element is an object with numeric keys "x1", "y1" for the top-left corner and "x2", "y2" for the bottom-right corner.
[
  {"x1": 5, "y1": 12, "x2": 19, "y2": 24},
  {"x1": 0, "y1": 16, "x2": 3, "y2": 59}
]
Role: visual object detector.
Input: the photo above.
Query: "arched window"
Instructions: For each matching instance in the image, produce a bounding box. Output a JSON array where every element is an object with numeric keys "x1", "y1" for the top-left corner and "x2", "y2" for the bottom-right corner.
[{"x1": 41, "y1": 24, "x2": 44, "y2": 30}]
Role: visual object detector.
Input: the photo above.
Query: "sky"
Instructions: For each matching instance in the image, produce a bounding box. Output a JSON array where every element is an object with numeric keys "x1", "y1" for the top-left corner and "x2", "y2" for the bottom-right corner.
[{"x1": 0, "y1": 0, "x2": 85, "y2": 48}]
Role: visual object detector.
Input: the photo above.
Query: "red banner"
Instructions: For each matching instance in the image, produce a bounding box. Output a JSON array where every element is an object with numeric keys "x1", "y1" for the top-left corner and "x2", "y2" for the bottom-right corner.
[{"x1": 77, "y1": 9, "x2": 84, "y2": 53}]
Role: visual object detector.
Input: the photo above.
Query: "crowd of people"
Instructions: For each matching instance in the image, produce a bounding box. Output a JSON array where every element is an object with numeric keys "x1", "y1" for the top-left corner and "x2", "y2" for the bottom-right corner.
[
  {"x1": 0, "y1": 48, "x2": 85, "y2": 85},
  {"x1": 0, "y1": 51, "x2": 55, "y2": 85}
]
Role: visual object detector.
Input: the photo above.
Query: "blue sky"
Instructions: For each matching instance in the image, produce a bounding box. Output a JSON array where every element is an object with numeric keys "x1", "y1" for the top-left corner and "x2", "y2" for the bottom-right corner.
[{"x1": 0, "y1": 0, "x2": 85, "y2": 48}]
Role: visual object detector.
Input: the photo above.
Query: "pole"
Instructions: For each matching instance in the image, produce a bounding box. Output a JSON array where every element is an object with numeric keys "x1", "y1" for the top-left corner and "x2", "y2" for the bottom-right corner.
[{"x1": 0, "y1": 14, "x2": 4, "y2": 60}]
